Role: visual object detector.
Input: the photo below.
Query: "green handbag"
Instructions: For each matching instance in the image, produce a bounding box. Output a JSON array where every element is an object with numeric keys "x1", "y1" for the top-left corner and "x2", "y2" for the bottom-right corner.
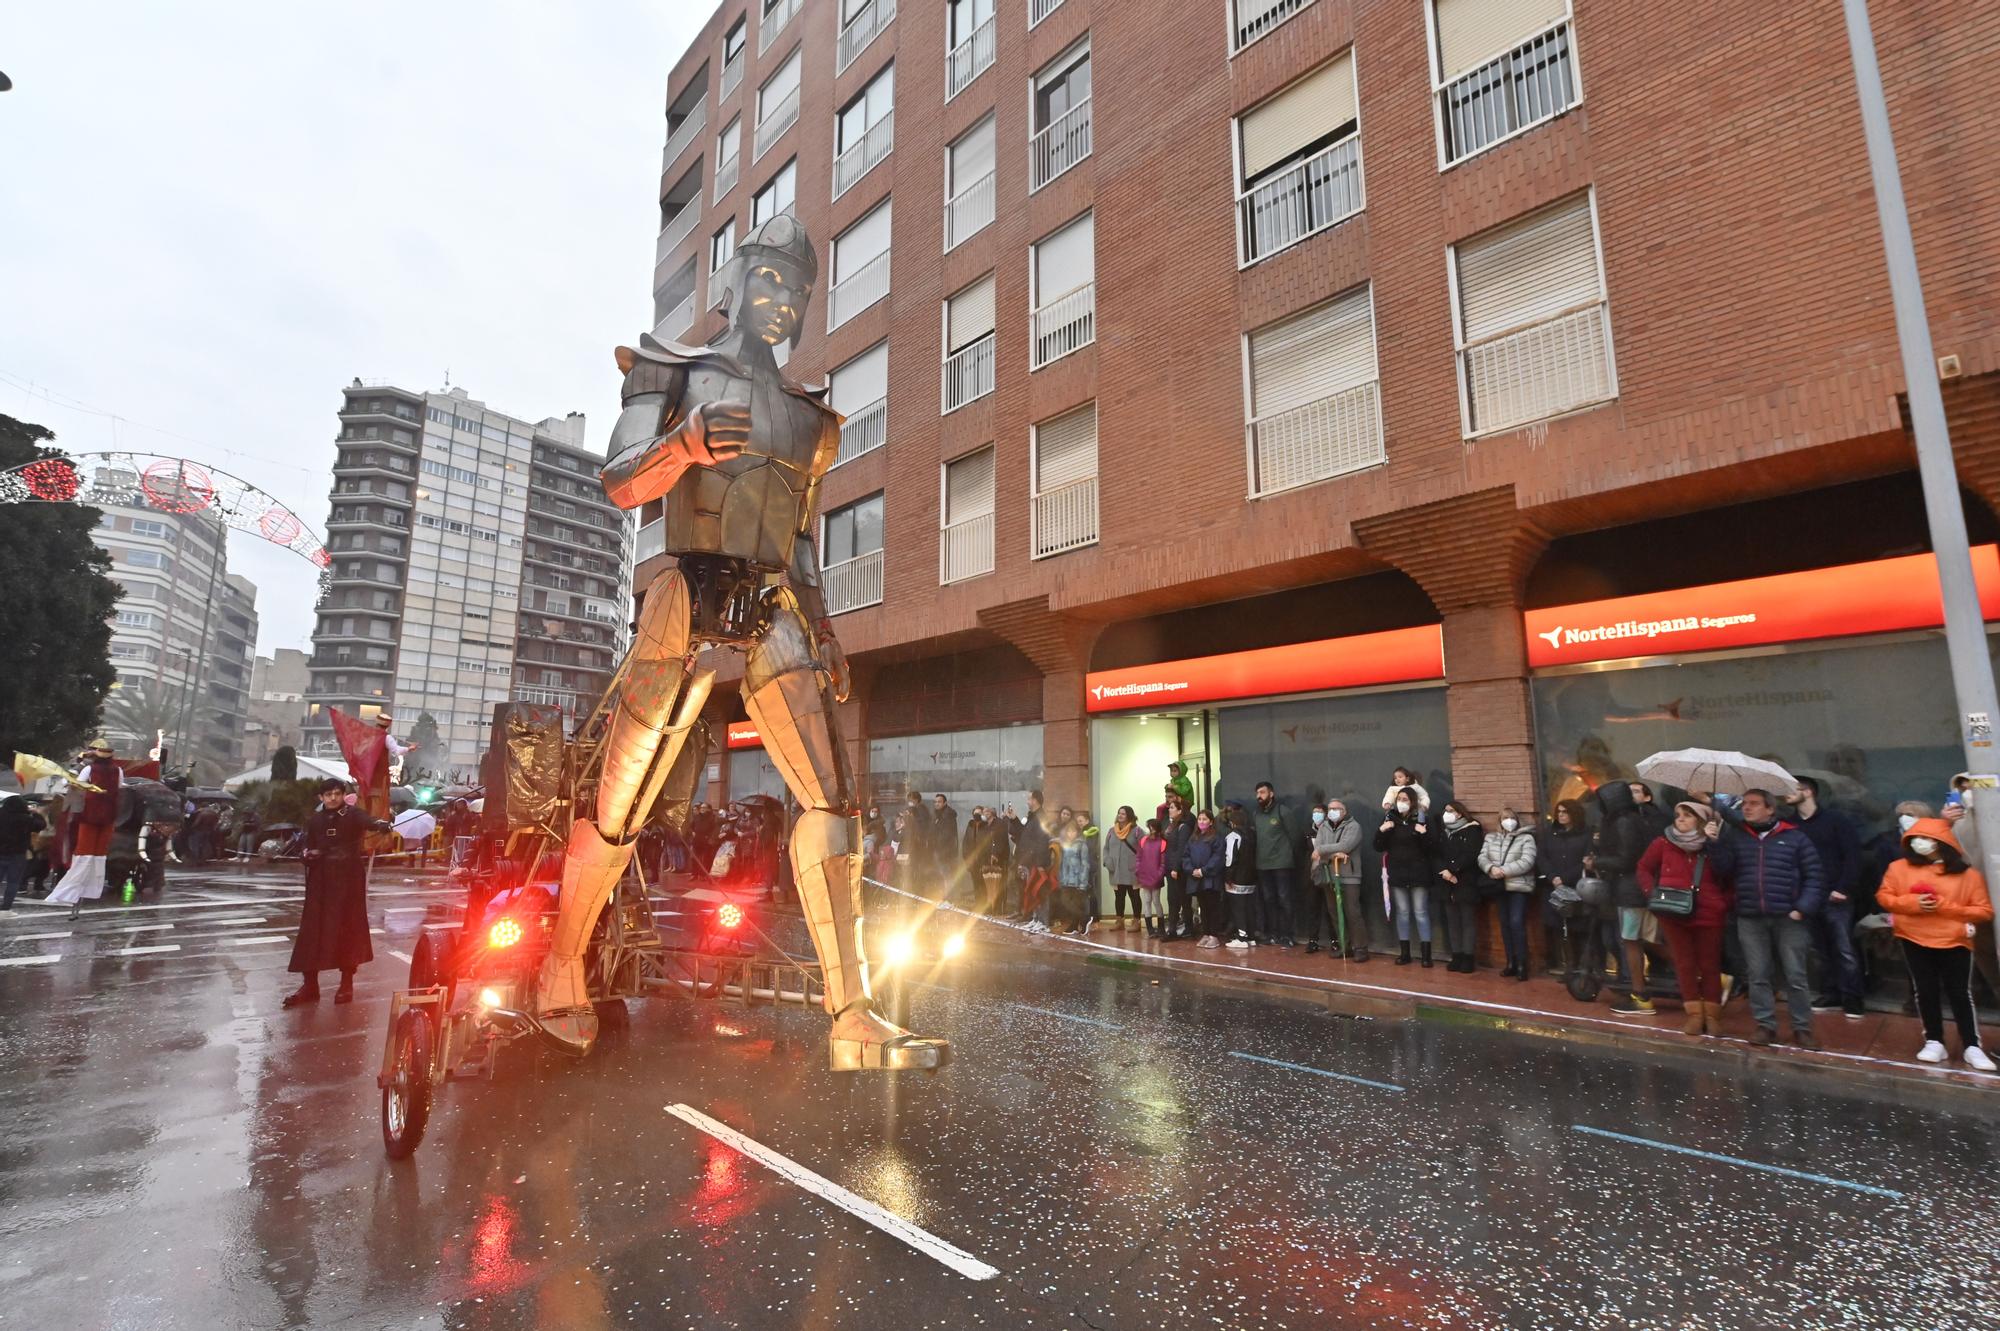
[{"x1": 1648, "y1": 853, "x2": 1703, "y2": 919}]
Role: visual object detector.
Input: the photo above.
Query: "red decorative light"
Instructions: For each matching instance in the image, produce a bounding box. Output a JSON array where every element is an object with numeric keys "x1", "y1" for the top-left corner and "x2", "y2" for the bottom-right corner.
[
  {"x1": 140, "y1": 459, "x2": 216, "y2": 514},
  {"x1": 258, "y1": 507, "x2": 302, "y2": 544},
  {"x1": 716, "y1": 903, "x2": 743, "y2": 930},
  {"x1": 312, "y1": 548, "x2": 332, "y2": 568},
  {"x1": 487, "y1": 917, "x2": 523, "y2": 949},
  {"x1": 21, "y1": 458, "x2": 80, "y2": 501}
]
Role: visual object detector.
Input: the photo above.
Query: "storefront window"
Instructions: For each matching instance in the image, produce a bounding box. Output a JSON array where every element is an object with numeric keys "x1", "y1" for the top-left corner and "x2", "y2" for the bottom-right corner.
[
  {"x1": 1532, "y1": 634, "x2": 2000, "y2": 835},
  {"x1": 867, "y1": 724, "x2": 1045, "y2": 813},
  {"x1": 726, "y1": 747, "x2": 787, "y2": 803},
  {"x1": 1217, "y1": 687, "x2": 1453, "y2": 815}
]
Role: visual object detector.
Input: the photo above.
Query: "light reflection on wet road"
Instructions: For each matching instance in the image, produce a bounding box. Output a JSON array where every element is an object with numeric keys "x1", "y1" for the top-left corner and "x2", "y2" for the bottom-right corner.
[{"x1": 0, "y1": 871, "x2": 1996, "y2": 1330}]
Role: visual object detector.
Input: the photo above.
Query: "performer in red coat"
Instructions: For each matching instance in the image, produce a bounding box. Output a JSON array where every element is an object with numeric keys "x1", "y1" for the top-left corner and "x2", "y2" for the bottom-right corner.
[
  {"x1": 48, "y1": 739, "x2": 122, "y2": 920},
  {"x1": 284, "y1": 779, "x2": 392, "y2": 1007}
]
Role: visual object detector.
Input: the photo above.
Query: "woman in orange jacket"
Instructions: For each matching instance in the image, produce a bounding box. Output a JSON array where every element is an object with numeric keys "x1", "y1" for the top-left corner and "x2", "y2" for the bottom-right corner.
[{"x1": 1876, "y1": 818, "x2": 1996, "y2": 1072}]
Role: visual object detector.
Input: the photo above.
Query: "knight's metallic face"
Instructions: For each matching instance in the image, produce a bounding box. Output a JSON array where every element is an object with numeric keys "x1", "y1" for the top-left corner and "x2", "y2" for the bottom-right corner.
[{"x1": 738, "y1": 262, "x2": 811, "y2": 345}]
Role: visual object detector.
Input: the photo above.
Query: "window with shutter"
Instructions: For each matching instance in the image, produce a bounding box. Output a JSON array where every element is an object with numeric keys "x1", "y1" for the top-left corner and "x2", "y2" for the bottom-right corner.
[
  {"x1": 1031, "y1": 212, "x2": 1096, "y2": 368},
  {"x1": 1431, "y1": 0, "x2": 1576, "y2": 164},
  {"x1": 1235, "y1": 52, "x2": 1364, "y2": 264},
  {"x1": 948, "y1": 117, "x2": 996, "y2": 195},
  {"x1": 1034, "y1": 403, "x2": 1097, "y2": 491},
  {"x1": 1245, "y1": 285, "x2": 1383, "y2": 495},
  {"x1": 829, "y1": 200, "x2": 892, "y2": 329},
  {"x1": 940, "y1": 447, "x2": 996, "y2": 581},
  {"x1": 1451, "y1": 191, "x2": 1614, "y2": 434},
  {"x1": 1031, "y1": 403, "x2": 1098, "y2": 556},
  {"x1": 831, "y1": 342, "x2": 889, "y2": 414},
  {"x1": 944, "y1": 447, "x2": 995, "y2": 524},
  {"x1": 1033, "y1": 213, "x2": 1094, "y2": 301},
  {"x1": 946, "y1": 274, "x2": 996, "y2": 352},
  {"x1": 1239, "y1": 52, "x2": 1356, "y2": 182}
]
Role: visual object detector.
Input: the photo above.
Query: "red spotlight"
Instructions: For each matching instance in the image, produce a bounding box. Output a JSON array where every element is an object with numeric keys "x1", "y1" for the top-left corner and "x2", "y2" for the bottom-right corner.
[
  {"x1": 487, "y1": 917, "x2": 523, "y2": 948},
  {"x1": 716, "y1": 903, "x2": 743, "y2": 931}
]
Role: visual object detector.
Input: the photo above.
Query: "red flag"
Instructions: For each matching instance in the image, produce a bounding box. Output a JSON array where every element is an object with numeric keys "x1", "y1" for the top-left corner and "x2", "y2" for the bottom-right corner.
[
  {"x1": 119, "y1": 757, "x2": 161, "y2": 780},
  {"x1": 329, "y1": 707, "x2": 387, "y2": 804}
]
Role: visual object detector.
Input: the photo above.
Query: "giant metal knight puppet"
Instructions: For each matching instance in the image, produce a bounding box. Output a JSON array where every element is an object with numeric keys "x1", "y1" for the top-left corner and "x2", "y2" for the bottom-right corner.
[{"x1": 534, "y1": 214, "x2": 949, "y2": 1072}]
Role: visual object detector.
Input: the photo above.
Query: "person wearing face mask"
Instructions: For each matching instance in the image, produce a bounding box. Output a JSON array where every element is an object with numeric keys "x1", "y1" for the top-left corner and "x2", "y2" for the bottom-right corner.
[
  {"x1": 1478, "y1": 808, "x2": 1539, "y2": 980},
  {"x1": 1183, "y1": 810, "x2": 1228, "y2": 949},
  {"x1": 1430, "y1": 801, "x2": 1486, "y2": 973},
  {"x1": 1790, "y1": 776, "x2": 1866, "y2": 1020},
  {"x1": 1706, "y1": 788, "x2": 1828, "y2": 1049},
  {"x1": 1309, "y1": 801, "x2": 1368, "y2": 959},
  {"x1": 1638, "y1": 801, "x2": 1735, "y2": 1036},
  {"x1": 1875, "y1": 818, "x2": 1996, "y2": 1071},
  {"x1": 1865, "y1": 801, "x2": 1935, "y2": 915},
  {"x1": 1375, "y1": 786, "x2": 1434, "y2": 966},
  {"x1": 1381, "y1": 767, "x2": 1432, "y2": 825}
]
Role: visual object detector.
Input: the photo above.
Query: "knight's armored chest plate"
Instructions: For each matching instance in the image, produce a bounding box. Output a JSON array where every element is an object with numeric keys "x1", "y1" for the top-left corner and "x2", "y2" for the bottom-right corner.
[
  {"x1": 681, "y1": 365, "x2": 827, "y2": 473},
  {"x1": 666, "y1": 362, "x2": 835, "y2": 570}
]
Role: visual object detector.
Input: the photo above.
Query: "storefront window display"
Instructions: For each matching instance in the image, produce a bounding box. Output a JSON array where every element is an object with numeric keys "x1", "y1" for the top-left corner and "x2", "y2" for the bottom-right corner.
[
  {"x1": 866, "y1": 724, "x2": 1045, "y2": 816},
  {"x1": 726, "y1": 746, "x2": 787, "y2": 803}
]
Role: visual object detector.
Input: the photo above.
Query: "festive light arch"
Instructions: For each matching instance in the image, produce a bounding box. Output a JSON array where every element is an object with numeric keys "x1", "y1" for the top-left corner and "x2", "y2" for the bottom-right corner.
[{"x1": 0, "y1": 451, "x2": 330, "y2": 568}]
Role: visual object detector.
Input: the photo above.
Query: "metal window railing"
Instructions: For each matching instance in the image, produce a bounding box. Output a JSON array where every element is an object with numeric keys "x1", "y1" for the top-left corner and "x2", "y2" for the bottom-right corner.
[
  {"x1": 821, "y1": 548, "x2": 884, "y2": 614},
  {"x1": 1237, "y1": 133, "x2": 1362, "y2": 267},
  {"x1": 1440, "y1": 21, "x2": 1576, "y2": 164},
  {"x1": 835, "y1": 396, "x2": 887, "y2": 465},
  {"x1": 635, "y1": 518, "x2": 665, "y2": 564},
  {"x1": 837, "y1": 0, "x2": 897, "y2": 74},
  {"x1": 826, "y1": 249, "x2": 890, "y2": 331},
  {"x1": 833, "y1": 111, "x2": 895, "y2": 200},
  {"x1": 945, "y1": 16, "x2": 996, "y2": 100},
  {"x1": 663, "y1": 103, "x2": 707, "y2": 172},
  {"x1": 1030, "y1": 281, "x2": 1095, "y2": 369},
  {"x1": 1030, "y1": 0, "x2": 1065, "y2": 26},
  {"x1": 1030, "y1": 95, "x2": 1091, "y2": 191},
  {"x1": 715, "y1": 152, "x2": 740, "y2": 201},
  {"x1": 1461, "y1": 303, "x2": 1614, "y2": 435},
  {"x1": 1247, "y1": 379, "x2": 1384, "y2": 497},
  {"x1": 1031, "y1": 476, "x2": 1098, "y2": 558},
  {"x1": 943, "y1": 169, "x2": 996, "y2": 251},
  {"x1": 755, "y1": 85, "x2": 800, "y2": 160},
  {"x1": 941, "y1": 333, "x2": 995, "y2": 413},
  {"x1": 720, "y1": 49, "x2": 744, "y2": 99},
  {"x1": 657, "y1": 202, "x2": 701, "y2": 266},
  {"x1": 655, "y1": 293, "x2": 697, "y2": 344},
  {"x1": 940, "y1": 511, "x2": 994, "y2": 584},
  {"x1": 759, "y1": 0, "x2": 801, "y2": 54},
  {"x1": 1231, "y1": 0, "x2": 1315, "y2": 52}
]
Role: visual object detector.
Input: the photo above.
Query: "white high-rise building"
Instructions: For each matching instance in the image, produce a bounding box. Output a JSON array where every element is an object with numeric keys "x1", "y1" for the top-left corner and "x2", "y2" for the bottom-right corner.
[{"x1": 303, "y1": 381, "x2": 632, "y2": 777}]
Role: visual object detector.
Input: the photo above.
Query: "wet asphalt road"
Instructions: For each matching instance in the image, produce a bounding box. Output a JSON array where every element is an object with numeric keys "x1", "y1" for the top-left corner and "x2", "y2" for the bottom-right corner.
[{"x1": 1, "y1": 869, "x2": 1997, "y2": 1331}]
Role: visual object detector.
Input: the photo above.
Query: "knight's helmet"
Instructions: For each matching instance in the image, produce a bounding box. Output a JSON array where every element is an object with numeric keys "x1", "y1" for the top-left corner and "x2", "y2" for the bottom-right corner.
[{"x1": 714, "y1": 213, "x2": 820, "y2": 348}]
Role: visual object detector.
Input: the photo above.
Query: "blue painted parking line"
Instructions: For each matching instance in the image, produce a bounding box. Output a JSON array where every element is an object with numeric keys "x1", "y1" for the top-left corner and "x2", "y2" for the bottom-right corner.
[
  {"x1": 1013, "y1": 1002, "x2": 1122, "y2": 1031},
  {"x1": 1229, "y1": 1050, "x2": 1405, "y2": 1093},
  {"x1": 1571, "y1": 1125, "x2": 1904, "y2": 1200}
]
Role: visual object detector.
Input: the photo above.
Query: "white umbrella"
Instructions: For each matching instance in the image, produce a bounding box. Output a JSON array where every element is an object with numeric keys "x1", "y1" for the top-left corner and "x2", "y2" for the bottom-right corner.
[
  {"x1": 1635, "y1": 748, "x2": 1799, "y2": 799},
  {"x1": 393, "y1": 809, "x2": 437, "y2": 843}
]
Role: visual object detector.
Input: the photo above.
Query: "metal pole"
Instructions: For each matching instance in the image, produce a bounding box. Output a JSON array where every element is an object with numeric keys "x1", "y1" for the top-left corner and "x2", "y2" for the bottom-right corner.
[{"x1": 1842, "y1": 0, "x2": 2000, "y2": 962}]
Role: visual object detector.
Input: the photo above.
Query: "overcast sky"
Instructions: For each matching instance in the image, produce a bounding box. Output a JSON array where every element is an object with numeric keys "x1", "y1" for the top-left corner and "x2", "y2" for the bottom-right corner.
[{"x1": 1, "y1": 2, "x2": 701, "y2": 654}]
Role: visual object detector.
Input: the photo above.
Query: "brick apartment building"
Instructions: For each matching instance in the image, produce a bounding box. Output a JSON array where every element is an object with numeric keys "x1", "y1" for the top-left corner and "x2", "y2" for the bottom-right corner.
[{"x1": 642, "y1": 0, "x2": 2000, "y2": 867}]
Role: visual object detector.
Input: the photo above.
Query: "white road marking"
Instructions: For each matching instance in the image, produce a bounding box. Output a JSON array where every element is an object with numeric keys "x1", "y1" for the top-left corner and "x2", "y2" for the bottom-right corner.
[
  {"x1": 0, "y1": 954, "x2": 64, "y2": 968},
  {"x1": 228, "y1": 935, "x2": 292, "y2": 947},
  {"x1": 369, "y1": 927, "x2": 385, "y2": 934},
  {"x1": 9, "y1": 931, "x2": 71, "y2": 942},
  {"x1": 105, "y1": 944, "x2": 180, "y2": 957},
  {"x1": 202, "y1": 916, "x2": 268, "y2": 925},
  {"x1": 8, "y1": 897, "x2": 298, "y2": 915},
  {"x1": 387, "y1": 950, "x2": 412, "y2": 964},
  {"x1": 665, "y1": 1104, "x2": 999, "y2": 1282},
  {"x1": 120, "y1": 923, "x2": 176, "y2": 934}
]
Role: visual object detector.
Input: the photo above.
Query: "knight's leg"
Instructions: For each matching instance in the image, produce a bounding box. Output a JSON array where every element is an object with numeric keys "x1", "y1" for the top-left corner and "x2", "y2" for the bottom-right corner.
[
  {"x1": 745, "y1": 595, "x2": 949, "y2": 1072},
  {"x1": 537, "y1": 569, "x2": 710, "y2": 1053}
]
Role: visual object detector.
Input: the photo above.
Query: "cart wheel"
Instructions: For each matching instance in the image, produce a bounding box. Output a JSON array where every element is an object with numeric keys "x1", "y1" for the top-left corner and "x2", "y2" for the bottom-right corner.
[
  {"x1": 593, "y1": 998, "x2": 629, "y2": 1027},
  {"x1": 382, "y1": 1008, "x2": 435, "y2": 1160},
  {"x1": 408, "y1": 927, "x2": 459, "y2": 990}
]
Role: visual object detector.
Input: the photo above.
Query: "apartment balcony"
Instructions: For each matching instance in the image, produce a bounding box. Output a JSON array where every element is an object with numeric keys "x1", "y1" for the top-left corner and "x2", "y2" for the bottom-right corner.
[
  {"x1": 325, "y1": 512, "x2": 410, "y2": 534},
  {"x1": 327, "y1": 570, "x2": 405, "y2": 590},
  {"x1": 1440, "y1": 20, "x2": 1576, "y2": 165},
  {"x1": 1248, "y1": 379, "x2": 1384, "y2": 497},
  {"x1": 1031, "y1": 476, "x2": 1098, "y2": 558},
  {"x1": 635, "y1": 518, "x2": 666, "y2": 565},
  {"x1": 1230, "y1": 0, "x2": 1315, "y2": 52},
  {"x1": 835, "y1": 396, "x2": 887, "y2": 466},
  {"x1": 755, "y1": 87, "x2": 800, "y2": 160},
  {"x1": 940, "y1": 511, "x2": 994, "y2": 584},
  {"x1": 1238, "y1": 134, "x2": 1362, "y2": 267},
  {"x1": 1030, "y1": 281, "x2": 1095, "y2": 370},
  {"x1": 836, "y1": 0, "x2": 895, "y2": 75},
  {"x1": 945, "y1": 16, "x2": 996, "y2": 101},
  {"x1": 1030, "y1": 96, "x2": 1091, "y2": 192},
  {"x1": 826, "y1": 250, "x2": 889, "y2": 331},
  {"x1": 832, "y1": 111, "x2": 894, "y2": 201},
  {"x1": 1461, "y1": 303, "x2": 1614, "y2": 436},
  {"x1": 333, "y1": 457, "x2": 413, "y2": 481},
  {"x1": 715, "y1": 152, "x2": 740, "y2": 200},
  {"x1": 720, "y1": 48, "x2": 744, "y2": 99},
  {"x1": 663, "y1": 102, "x2": 706, "y2": 173},
  {"x1": 941, "y1": 333, "x2": 995, "y2": 413},
  {"x1": 943, "y1": 170, "x2": 995, "y2": 251},
  {"x1": 1030, "y1": 0, "x2": 1067, "y2": 27},
  {"x1": 759, "y1": 0, "x2": 800, "y2": 54},
  {"x1": 821, "y1": 548, "x2": 884, "y2": 615},
  {"x1": 656, "y1": 203, "x2": 702, "y2": 268},
  {"x1": 654, "y1": 292, "x2": 697, "y2": 345},
  {"x1": 514, "y1": 685, "x2": 583, "y2": 721}
]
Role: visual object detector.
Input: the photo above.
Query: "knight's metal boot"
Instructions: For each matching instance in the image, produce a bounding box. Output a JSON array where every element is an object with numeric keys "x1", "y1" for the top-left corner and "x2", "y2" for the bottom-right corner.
[{"x1": 535, "y1": 819, "x2": 634, "y2": 1055}]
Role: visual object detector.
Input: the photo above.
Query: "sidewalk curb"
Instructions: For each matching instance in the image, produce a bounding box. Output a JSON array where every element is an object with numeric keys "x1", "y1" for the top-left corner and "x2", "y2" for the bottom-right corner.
[{"x1": 973, "y1": 930, "x2": 2000, "y2": 1114}]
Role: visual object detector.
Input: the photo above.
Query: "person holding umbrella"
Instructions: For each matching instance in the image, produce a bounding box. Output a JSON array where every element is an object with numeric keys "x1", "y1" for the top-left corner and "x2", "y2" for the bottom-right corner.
[{"x1": 285, "y1": 779, "x2": 393, "y2": 1008}]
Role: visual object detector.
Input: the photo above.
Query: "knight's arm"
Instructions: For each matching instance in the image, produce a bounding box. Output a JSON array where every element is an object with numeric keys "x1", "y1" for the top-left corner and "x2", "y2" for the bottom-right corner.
[
  {"x1": 599, "y1": 349, "x2": 700, "y2": 509},
  {"x1": 786, "y1": 528, "x2": 852, "y2": 702}
]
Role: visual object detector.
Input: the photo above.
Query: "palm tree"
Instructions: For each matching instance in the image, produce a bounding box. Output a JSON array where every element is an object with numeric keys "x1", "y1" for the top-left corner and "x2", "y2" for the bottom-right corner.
[{"x1": 98, "y1": 677, "x2": 180, "y2": 755}]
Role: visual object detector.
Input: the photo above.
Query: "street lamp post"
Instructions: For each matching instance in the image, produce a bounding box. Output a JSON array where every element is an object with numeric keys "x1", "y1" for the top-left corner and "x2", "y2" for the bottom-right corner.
[{"x1": 1841, "y1": 0, "x2": 2000, "y2": 961}]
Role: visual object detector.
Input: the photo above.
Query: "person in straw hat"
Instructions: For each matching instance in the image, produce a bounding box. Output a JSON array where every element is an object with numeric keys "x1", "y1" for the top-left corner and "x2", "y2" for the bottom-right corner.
[{"x1": 47, "y1": 740, "x2": 122, "y2": 920}]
